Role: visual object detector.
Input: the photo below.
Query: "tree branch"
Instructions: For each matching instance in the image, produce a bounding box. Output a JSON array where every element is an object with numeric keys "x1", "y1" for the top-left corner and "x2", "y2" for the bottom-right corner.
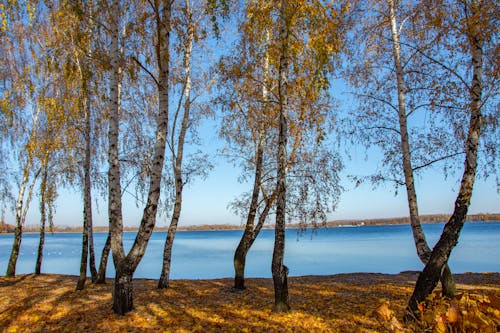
[
  {"x1": 412, "y1": 151, "x2": 465, "y2": 173},
  {"x1": 397, "y1": 39, "x2": 471, "y2": 91},
  {"x1": 366, "y1": 125, "x2": 401, "y2": 135},
  {"x1": 351, "y1": 92, "x2": 398, "y2": 113},
  {"x1": 132, "y1": 56, "x2": 159, "y2": 87}
]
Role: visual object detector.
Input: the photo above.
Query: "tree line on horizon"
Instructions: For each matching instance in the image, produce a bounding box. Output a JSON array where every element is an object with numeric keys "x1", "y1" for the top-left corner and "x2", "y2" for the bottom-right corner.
[
  {"x1": 1, "y1": 0, "x2": 498, "y2": 322},
  {"x1": 2, "y1": 212, "x2": 500, "y2": 234}
]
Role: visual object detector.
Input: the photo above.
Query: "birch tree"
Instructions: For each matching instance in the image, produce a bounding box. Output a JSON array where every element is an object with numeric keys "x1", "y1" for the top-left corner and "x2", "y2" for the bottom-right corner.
[
  {"x1": 218, "y1": 1, "x2": 343, "y2": 293},
  {"x1": 2, "y1": 1, "x2": 47, "y2": 277},
  {"x1": 406, "y1": 0, "x2": 499, "y2": 318},
  {"x1": 344, "y1": 0, "x2": 478, "y2": 296},
  {"x1": 2, "y1": 1, "x2": 82, "y2": 276},
  {"x1": 158, "y1": 0, "x2": 213, "y2": 289},
  {"x1": 385, "y1": 0, "x2": 455, "y2": 296},
  {"x1": 273, "y1": 0, "x2": 291, "y2": 312},
  {"x1": 217, "y1": 0, "x2": 345, "y2": 312},
  {"x1": 31, "y1": 80, "x2": 80, "y2": 276},
  {"x1": 218, "y1": 23, "x2": 279, "y2": 289},
  {"x1": 72, "y1": 0, "x2": 100, "y2": 289},
  {"x1": 274, "y1": 0, "x2": 347, "y2": 313},
  {"x1": 107, "y1": 0, "x2": 173, "y2": 315},
  {"x1": 39, "y1": 0, "x2": 108, "y2": 288}
]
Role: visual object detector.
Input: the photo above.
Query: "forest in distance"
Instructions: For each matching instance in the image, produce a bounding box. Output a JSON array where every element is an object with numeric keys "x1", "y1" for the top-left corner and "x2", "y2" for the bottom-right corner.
[
  {"x1": 1, "y1": 0, "x2": 499, "y2": 330},
  {"x1": 1, "y1": 213, "x2": 500, "y2": 233}
]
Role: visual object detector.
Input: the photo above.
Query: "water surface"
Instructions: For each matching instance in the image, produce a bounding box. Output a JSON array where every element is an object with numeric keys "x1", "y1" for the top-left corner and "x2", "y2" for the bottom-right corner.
[{"x1": 0, "y1": 222, "x2": 498, "y2": 279}]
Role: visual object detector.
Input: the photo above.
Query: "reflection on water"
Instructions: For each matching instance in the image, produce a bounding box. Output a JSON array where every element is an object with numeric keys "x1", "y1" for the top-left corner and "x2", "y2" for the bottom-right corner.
[{"x1": 0, "y1": 222, "x2": 499, "y2": 279}]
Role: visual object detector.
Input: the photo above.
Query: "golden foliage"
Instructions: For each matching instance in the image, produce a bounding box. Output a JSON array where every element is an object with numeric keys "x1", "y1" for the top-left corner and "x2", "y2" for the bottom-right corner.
[
  {"x1": 373, "y1": 300, "x2": 405, "y2": 333},
  {"x1": 414, "y1": 289, "x2": 500, "y2": 332},
  {"x1": 0, "y1": 272, "x2": 499, "y2": 332}
]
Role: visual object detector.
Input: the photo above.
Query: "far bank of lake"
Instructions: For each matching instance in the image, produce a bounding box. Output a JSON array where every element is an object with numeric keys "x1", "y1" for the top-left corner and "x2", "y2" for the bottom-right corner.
[
  {"x1": 2, "y1": 213, "x2": 499, "y2": 234},
  {"x1": 0, "y1": 222, "x2": 499, "y2": 279}
]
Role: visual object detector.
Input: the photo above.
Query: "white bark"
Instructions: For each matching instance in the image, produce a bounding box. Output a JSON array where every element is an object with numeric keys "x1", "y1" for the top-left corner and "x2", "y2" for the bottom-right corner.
[
  {"x1": 272, "y1": 0, "x2": 290, "y2": 313},
  {"x1": 159, "y1": 0, "x2": 193, "y2": 288}
]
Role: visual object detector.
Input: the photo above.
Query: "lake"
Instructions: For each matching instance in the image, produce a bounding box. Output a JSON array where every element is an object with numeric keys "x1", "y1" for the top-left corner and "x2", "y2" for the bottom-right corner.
[{"x1": 1, "y1": 222, "x2": 499, "y2": 279}]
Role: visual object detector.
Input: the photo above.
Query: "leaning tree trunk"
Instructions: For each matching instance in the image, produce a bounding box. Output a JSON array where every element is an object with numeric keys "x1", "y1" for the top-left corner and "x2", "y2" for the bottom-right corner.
[
  {"x1": 35, "y1": 164, "x2": 48, "y2": 275},
  {"x1": 387, "y1": 0, "x2": 455, "y2": 297},
  {"x1": 234, "y1": 141, "x2": 263, "y2": 290},
  {"x1": 7, "y1": 163, "x2": 38, "y2": 277},
  {"x1": 7, "y1": 106, "x2": 40, "y2": 277},
  {"x1": 406, "y1": 1, "x2": 483, "y2": 319},
  {"x1": 234, "y1": 26, "x2": 271, "y2": 291},
  {"x1": 235, "y1": 189, "x2": 275, "y2": 290},
  {"x1": 7, "y1": 178, "x2": 27, "y2": 277},
  {"x1": 272, "y1": 0, "x2": 291, "y2": 313},
  {"x1": 96, "y1": 233, "x2": 111, "y2": 284}
]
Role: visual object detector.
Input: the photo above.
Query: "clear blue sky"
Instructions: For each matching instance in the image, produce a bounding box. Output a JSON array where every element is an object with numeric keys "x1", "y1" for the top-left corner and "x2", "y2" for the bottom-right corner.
[
  {"x1": 7, "y1": 116, "x2": 499, "y2": 228},
  {"x1": 3, "y1": 79, "x2": 499, "y2": 227},
  {"x1": 3, "y1": 75, "x2": 499, "y2": 227}
]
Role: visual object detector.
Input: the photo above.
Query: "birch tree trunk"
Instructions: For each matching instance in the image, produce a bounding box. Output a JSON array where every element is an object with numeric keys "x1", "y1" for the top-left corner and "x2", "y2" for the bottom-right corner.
[
  {"x1": 75, "y1": 0, "x2": 98, "y2": 289},
  {"x1": 96, "y1": 233, "x2": 111, "y2": 283},
  {"x1": 406, "y1": 0, "x2": 484, "y2": 319},
  {"x1": 86, "y1": 0, "x2": 98, "y2": 284},
  {"x1": 108, "y1": 0, "x2": 127, "y2": 313},
  {"x1": 235, "y1": 185, "x2": 275, "y2": 290},
  {"x1": 35, "y1": 162, "x2": 48, "y2": 275},
  {"x1": 158, "y1": 0, "x2": 192, "y2": 289},
  {"x1": 233, "y1": 140, "x2": 264, "y2": 290},
  {"x1": 76, "y1": 204, "x2": 89, "y2": 290},
  {"x1": 7, "y1": 108, "x2": 40, "y2": 277},
  {"x1": 108, "y1": 0, "x2": 172, "y2": 315},
  {"x1": 387, "y1": 0, "x2": 455, "y2": 297},
  {"x1": 272, "y1": 0, "x2": 290, "y2": 313},
  {"x1": 6, "y1": 167, "x2": 31, "y2": 277},
  {"x1": 86, "y1": 121, "x2": 98, "y2": 283},
  {"x1": 233, "y1": 27, "x2": 272, "y2": 291},
  {"x1": 77, "y1": 75, "x2": 96, "y2": 290}
]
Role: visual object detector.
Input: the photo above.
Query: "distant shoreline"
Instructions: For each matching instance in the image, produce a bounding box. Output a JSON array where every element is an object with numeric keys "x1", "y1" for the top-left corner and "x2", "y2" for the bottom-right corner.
[{"x1": 1, "y1": 213, "x2": 499, "y2": 234}]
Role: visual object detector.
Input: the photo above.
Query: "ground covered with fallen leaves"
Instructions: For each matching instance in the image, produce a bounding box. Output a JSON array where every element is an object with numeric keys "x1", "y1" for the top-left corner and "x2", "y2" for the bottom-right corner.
[{"x1": 0, "y1": 272, "x2": 499, "y2": 332}]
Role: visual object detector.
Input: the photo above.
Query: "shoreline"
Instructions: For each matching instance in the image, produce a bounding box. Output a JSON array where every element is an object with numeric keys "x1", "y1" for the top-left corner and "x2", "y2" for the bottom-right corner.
[
  {"x1": 1, "y1": 270, "x2": 499, "y2": 280},
  {"x1": 0, "y1": 213, "x2": 500, "y2": 234}
]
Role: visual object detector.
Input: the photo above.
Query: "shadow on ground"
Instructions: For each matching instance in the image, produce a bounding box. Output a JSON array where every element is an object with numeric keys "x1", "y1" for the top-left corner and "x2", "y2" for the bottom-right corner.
[{"x1": 0, "y1": 272, "x2": 499, "y2": 332}]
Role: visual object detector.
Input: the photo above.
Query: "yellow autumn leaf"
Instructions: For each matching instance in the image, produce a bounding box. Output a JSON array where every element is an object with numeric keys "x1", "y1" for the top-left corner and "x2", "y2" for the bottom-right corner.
[
  {"x1": 434, "y1": 315, "x2": 447, "y2": 333},
  {"x1": 374, "y1": 300, "x2": 393, "y2": 321},
  {"x1": 445, "y1": 305, "x2": 460, "y2": 324}
]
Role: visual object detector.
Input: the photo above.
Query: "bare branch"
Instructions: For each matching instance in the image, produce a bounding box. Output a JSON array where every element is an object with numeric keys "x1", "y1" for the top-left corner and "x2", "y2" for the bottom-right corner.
[
  {"x1": 131, "y1": 56, "x2": 159, "y2": 87},
  {"x1": 412, "y1": 151, "x2": 465, "y2": 173},
  {"x1": 397, "y1": 39, "x2": 471, "y2": 91},
  {"x1": 366, "y1": 126, "x2": 401, "y2": 135},
  {"x1": 351, "y1": 92, "x2": 398, "y2": 113}
]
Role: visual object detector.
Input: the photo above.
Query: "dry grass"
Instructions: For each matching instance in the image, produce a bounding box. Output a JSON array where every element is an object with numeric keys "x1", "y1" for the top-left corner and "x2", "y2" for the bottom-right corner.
[{"x1": 0, "y1": 272, "x2": 499, "y2": 332}]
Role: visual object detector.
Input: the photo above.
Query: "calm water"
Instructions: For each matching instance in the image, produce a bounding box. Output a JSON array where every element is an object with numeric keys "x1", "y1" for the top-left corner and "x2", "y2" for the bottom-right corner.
[{"x1": 0, "y1": 222, "x2": 499, "y2": 279}]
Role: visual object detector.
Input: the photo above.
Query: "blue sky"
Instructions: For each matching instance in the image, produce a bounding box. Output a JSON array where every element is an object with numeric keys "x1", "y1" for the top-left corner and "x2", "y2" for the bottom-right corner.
[
  {"x1": 3, "y1": 76, "x2": 499, "y2": 228},
  {"x1": 3, "y1": 79, "x2": 498, "y2": 228},
  {"x1": 8, "y1": 118, "x2": 499, "y2": 228}
]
